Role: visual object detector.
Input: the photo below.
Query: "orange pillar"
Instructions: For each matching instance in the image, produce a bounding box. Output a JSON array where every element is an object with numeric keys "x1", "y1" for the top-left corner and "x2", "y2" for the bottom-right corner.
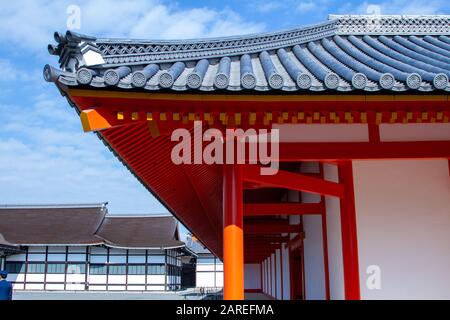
[{"x1": 223, "y1": 164, "x2": 244, "y2": 300}]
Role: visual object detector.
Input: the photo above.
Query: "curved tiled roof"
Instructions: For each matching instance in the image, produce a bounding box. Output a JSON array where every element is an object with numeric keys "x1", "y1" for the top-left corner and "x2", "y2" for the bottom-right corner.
[
  {"x1": 0, "y1": 205, "x2": 184, "y2": 249},
  {"x1": 45, "y1": 15, "x2": 450, "y2": 92},
  {"x1": 96, "y1": 215, "x2": 184, "y2": 249},
  {"x1": 0, "y1": 204, "x2": 107, "y2": 245}
]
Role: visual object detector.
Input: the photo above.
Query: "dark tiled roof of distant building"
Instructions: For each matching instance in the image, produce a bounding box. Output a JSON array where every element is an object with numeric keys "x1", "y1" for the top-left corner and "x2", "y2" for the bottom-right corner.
[
  {"x1": 96, "y1": 215, "x2": 184, "y2": 249},
  {"x1": 0, "y1": 204, "x2": 107, "y2": 245},
  {"x1": 45, "y1": 15, "x2": 450, "y2": 92},
  {"x1": 0, "y1": 204, "x2": 184, "y2": 249}
]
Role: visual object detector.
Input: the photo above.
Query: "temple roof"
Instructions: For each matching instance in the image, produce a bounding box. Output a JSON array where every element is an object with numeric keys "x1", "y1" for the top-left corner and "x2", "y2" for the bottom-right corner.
[
  {"x1": 95, "y1": 215, "x2": 184, "y2": 249},
  {"x1": 0, "y1": 204, "x2": 184, "y2": 249},
  {"x1": 0, "y1": 204, "x2": 107, "y2": 246},
  {"x1": 45, "y1": 15, "x2": 450, "y2": 92}
]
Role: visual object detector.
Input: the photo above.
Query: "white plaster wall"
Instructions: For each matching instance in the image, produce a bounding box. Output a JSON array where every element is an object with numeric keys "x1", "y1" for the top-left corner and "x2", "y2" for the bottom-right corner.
[
  {"x1": 265, "y1": 259, "x2": 270, "y2": 294},
  {"x1": 196, "y1": 272, "x2": 216, "y2": 287},
  {"x1": 127, "y1": 285, "x2": 146, "y2": 291},
  {"x1": 26, "y1": 274, "x2": 45, "y2": 282},
  {"x1": 147, "y1": 275, "x2": 165, "y2": 284},
  {"x1": 66, "y1": 274, "x2": 85, "y2": 283},
  {"x1": 127, "y1": 275, "x2": 146, "y2": 284},
  {"x1": 197, "y1": 264, "x2": 215, "y2": 271},
  {"x1": 303, "y1": 214, "x2": 326, "y2": 300},
  {"x1": 88, "y1": 275, "x2": 107, "y2": 284},
  {"x1": 244, "y1": 263, "x2": 261, "y2": 290},
  {"x1": 380, "y1": 123, "x2": 450, "y2": 141},
  {"x1": 46, "y1": 283, "x2": 64, "y2": 290},
  {"x1": 262, "y1": 260, "x2": 267, "y2": 294},
  {"x1": 46, "y1": 274, "x2": 65, "y2": 282},
  {"x1": 25, "y1": 283, "x2": 44, "y2": 290},
  {"x1": 216, "y1": 272, "x2": 224, "y2": 287},
  {"x1": 270, "y1": 254, "x2": 275, "y2": 297},
  {"x1": 12, "y1": 283, "x2": 24, "y2": 290},
  {"x1": 323, "y1": 164, "x2": 345, "y2": 300},
  {"x1": 108, "y1": 275, "x2": 126, "y2": 284},
  {"x1": 274, "y1": 124, "x2": 369, "y2": 142},
  {"x1": 147, "y1": 285, "x2": 165, "y2": 291},
  {"x1": 89, "y1": 285, "x2": 106, "y2": 291},
  {"x1": 66, "y1": 283, "x2": 85, "y2": 290},
  {"x1": 353, "y1": 159, "x2": 450, "y2": 299},
  {"x1": 262, "y1": 262, "x2": 266, "y2": 293},
  {"x1": 109, "y1": 285, "x2": 126, "y2": 291},
  {"x1": 275, "y1": 249, "x2": 282, "y2": 299},
  {"x1": 281, "y1": 245, "x2": 290, "y2": 300},
  {"x1": 302, "y1": 190, "x2": 326, "y2": 300}
]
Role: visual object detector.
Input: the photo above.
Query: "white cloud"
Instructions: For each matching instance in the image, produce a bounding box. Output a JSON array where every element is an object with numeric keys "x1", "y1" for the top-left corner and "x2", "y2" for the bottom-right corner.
[
  {"x1": 348, "y1": 0, "x2": 449, "y2": 15},
  {"x1": 252, "y1": 1, "x2": 283, "y2": 13},
  {"x1": 0, "y1": 92, "x2": 168, "y2": 214},
  {"x1": 0, "y1": 59, "x2": 34, "y2": 82},
  {"x1": 296, "y1": 1, "x2": 318, "y2": 13},
  {"x1": 0, "y1": 0, "x2": 265, "y2": 51}
]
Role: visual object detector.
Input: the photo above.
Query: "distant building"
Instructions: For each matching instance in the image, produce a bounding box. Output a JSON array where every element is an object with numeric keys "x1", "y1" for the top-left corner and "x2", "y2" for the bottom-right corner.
[
  {"x1": 185, "y1": 235, "x2": 223, "y2": 288},
  {"x1": 0, "y1": 204, "x2": 192, "y2": 291}
]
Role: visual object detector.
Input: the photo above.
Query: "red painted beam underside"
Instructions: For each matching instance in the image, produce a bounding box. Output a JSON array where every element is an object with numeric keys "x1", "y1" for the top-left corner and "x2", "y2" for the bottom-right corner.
[
  {"x1": 244, "y1": 203, "x2": 324, "y2": 216},
  {"x1": 243, "y1": 165, "x2": 344, "y2": 198}
]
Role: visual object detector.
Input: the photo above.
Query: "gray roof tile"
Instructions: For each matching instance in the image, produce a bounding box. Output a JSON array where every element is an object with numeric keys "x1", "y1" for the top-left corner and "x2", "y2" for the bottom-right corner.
[{"x1": 44, "y1": 15, "x2": 450, "y2": 92}]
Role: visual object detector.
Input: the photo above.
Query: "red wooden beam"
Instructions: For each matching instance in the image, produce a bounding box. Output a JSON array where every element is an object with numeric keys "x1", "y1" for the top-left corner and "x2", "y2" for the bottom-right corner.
[
  {"x1": 338, "y1": 162, "x2": 361, "y2": 300},
  {"x1": 245, "y1": 239, "x2": 287, "y2": 245},
  {"x1": 272, "y1": 141, "x2": 450, "y2": 161},
  {"x1": 245, "y1": 235, "x2": 290, "y2": 242},
  {"x1": 287, "y1": 232, "x2": 305, "y2": 251},
  {"x1": 244, "y1": 202, "x2": 324, "y2": 216},
  {"x1": 243, "y1": 165, "x2": 344, "y2": 198},
  {"x1": 245, "y1": 244, "x2": 280, "y2": 250},
  {"x1": 368, "y1": 124, "x2": 380, "y2": 143},
  {"x1": 245, "y1": 220, "x2": 300, "y2": 234},
  {"x1": 245, "y1": 254, "x2": 274, "y2": 258},
  {"x1": 245, "y1": 250, "x2": 278, "y2": 256}
]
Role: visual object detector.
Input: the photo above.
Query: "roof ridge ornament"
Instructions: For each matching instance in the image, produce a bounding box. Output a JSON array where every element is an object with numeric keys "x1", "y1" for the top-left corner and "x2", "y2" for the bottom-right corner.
[{"x1": 330, "y1": 15, "x2": 450, "y2": 35}]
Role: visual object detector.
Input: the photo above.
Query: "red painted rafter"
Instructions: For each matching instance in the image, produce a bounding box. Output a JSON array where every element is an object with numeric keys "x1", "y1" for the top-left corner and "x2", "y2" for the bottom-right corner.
[
  {"x1": 287, "y1": 232, "x2": 304, "y2": 251},
  {"x1": 244, "y1": 202, "x2": 324, "y2": 216},
  {"x1": 245, "y1": 235, "x2": 290, "y2": 241},
  {"x1": 245, "y1": 220, "x2": 300, "y2": 234},
  {"x1": 243, "y1": 165, "x2": 344, "y2": 198},
  {"x1": 271, "y1": 141, "x2": 450, "y2": 161}
]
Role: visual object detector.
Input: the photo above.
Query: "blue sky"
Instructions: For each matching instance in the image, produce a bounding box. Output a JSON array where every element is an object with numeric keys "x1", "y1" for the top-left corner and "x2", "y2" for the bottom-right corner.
[{"x1": 1, "y1": 0, "x2": 449, "y2": 215}]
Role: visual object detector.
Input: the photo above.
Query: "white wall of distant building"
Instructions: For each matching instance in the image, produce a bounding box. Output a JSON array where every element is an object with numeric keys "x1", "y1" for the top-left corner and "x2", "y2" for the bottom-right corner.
[{"x1": 5, "y1": 246, "x2": 182, "y2": 291}]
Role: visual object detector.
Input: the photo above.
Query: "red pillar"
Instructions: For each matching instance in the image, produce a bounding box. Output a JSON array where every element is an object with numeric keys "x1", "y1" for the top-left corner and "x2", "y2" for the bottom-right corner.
[
  {"x1": 223, "y1": 164, "x2": 244, "y2": 300},
  {"x1": 338, "y1": 161, "x2": 361, "y2": 300}
]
